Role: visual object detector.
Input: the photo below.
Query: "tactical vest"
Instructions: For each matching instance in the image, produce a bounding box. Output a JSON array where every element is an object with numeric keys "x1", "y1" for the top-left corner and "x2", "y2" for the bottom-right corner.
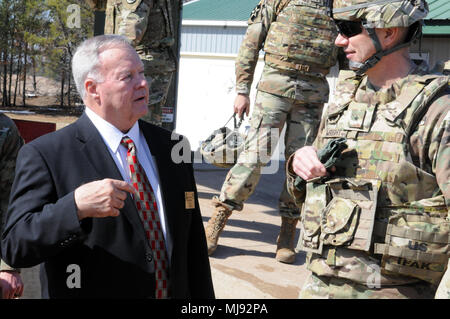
[
  {"x1": 298, "y1": 70, "x2": 450, "y2": 285},
  {"x1": 263, "y1": 0, "x2": 338, "y2": 70}
]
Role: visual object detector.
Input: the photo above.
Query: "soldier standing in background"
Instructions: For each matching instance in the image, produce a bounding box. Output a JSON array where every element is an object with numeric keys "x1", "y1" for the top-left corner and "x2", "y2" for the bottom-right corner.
[
  {"x1": 288, "y1": 0, "x2": 449, "y2": 298},
  {"x1": 204, "y1": 0, "x2": 339, "y2": 263},
  {"x1": 86, "y1": 0, "x2": 177, "y2": 126},
  {"x1": 0, "y1": 113, "x2": 24, "y2": 299}
]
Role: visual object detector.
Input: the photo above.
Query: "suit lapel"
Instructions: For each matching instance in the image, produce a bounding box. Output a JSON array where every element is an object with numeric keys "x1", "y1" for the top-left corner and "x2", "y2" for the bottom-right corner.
[
  {"x1": 75, "y1": 113, "x2": 122, "y2": 180},
  {"x1": 74, "y1": 113, "x2": 146, "y2": 242}
]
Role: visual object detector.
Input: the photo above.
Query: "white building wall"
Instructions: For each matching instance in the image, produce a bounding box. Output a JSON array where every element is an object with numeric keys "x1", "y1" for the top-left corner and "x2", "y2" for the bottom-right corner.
[{"x1": 181, "y1": 22, "x2": 248, "y2": 54}]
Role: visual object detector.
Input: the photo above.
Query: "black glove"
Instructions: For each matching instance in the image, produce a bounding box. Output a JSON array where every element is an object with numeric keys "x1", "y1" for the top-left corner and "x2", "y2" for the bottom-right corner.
[{"x1": 293, "y1": 137, "x2": 347, "y2": 192}]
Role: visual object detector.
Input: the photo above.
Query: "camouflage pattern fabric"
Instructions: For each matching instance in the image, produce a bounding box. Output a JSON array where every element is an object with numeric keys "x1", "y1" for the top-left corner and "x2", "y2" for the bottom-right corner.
[
  {"x1": 300, "y1": 272, "x2": 435, "y2": 299},
  {"x1": 256, "y1": 64, "x2": 332, "y2": 102},
  {"x1": 287, "y1": 61, "x2": 450, "y2": 298},
  {"x1": 0, "y1": 114, "x2": 23, "y2": 271},
  {"x1": 235, "y1": 0, "x2": 338, "y2": 96},
  {"x1": 217, "y1": 0, "x2": 337, "y2": 217},
  {"x1": 200, "y1": 118, "x2": 246, "y2": 169},
  {"x1": 87, "y1": 0, "x2": 176, "y2": 126},
  {"x1": 262, "y1": 0, "x2": 338, "y2": 70},
  {"x1": 332, "y1": 0, "x2": 429, "y2": 28},
  {"x1": 219, "y1": 91, "x2": 323, "y2": 218}
]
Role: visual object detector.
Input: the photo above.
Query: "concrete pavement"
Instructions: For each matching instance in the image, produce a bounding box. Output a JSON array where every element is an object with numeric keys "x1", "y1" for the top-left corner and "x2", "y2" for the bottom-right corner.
[{"x1": 17, "y1": 160, "x2": 309, "y2": 299}]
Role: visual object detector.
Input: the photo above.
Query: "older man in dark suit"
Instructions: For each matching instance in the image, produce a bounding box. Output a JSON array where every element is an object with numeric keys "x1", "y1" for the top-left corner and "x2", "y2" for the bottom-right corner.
[{"x1": 1, "y1": 35, "x2": 215, "y2": 299}]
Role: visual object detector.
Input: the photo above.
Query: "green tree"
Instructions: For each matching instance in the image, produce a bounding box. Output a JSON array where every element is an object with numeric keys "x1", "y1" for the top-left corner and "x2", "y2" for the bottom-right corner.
[
  {"x1": 39, "y1": 0, "x2": 94, "y2": 107},
  {"x1": 0, "y1": 0, "x2": 93, "y2": 109}
]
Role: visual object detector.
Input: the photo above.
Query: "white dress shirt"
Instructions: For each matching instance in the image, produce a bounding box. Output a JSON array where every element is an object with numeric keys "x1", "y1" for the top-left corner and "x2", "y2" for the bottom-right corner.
[{"x1": 85, "y1": 107, "x2": 171, "y2": 257}]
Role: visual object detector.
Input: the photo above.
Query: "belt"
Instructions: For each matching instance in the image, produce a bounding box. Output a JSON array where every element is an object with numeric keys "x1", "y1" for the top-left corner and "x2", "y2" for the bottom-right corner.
[{"x1": 264, "y1": 55, "x2": 329, "y2": 76}]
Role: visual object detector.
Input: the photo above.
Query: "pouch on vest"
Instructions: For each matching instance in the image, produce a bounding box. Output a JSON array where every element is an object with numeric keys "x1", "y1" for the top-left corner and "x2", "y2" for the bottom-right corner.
[
  {"x1": 298, "y1": 177, "x2": 379, "y2": 255},
  {"x1": 320, "y1": 197, "x2": 360, "y2": 247},
  {"x1": 375, "y1": 213, "x2": 450, "y2": 285},
  {"x1": 298, "y1": 182, "x2": 328, "y2": 254},
  {"x1": 323, "y1": 178, "x2": 379, "y2": 251}
]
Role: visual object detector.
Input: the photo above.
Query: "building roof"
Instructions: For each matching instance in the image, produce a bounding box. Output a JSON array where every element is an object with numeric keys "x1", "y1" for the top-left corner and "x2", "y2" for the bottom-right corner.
[
  {"x1": 182, "y1": 0, "x2": 259, "y2": 22},
  {"x1": 427, "y1": 0, "x2": 450, "y2": 19},
  {"x1": 183, "y1": 0, "x2": 450, "y2": 35},
  {"x1": 423, "y1": 0, "x2": 450, "y2": 35}
]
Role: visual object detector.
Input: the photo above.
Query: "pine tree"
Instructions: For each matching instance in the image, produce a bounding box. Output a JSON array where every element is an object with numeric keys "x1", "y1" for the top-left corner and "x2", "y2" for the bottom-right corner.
[{"x1": 0, "y1": 0, "x2": 93, "y2": 108}]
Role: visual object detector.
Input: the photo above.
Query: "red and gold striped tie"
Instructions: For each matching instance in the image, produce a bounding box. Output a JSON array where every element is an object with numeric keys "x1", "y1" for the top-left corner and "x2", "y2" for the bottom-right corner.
[{"x1": 121, "y1": 136, "x2": 169, "y2": 299}]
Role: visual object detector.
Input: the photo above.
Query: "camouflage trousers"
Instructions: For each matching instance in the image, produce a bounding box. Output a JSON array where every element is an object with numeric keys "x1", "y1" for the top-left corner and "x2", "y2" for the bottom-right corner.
[
  {"x1": 218, "y1": 90, "x2": 323, "y2": 218},
  {"x1": 139, "y1": 52, "x2": 176, "y2": 127},
  {"x1": 299, "y1": 273, "x2": 436, "y2": 299}
]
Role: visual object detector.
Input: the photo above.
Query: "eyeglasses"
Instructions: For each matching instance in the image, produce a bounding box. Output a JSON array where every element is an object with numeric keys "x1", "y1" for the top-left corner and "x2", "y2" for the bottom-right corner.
[{"x1": 334, "y1": 20, "x2": 363, "y2": 38}]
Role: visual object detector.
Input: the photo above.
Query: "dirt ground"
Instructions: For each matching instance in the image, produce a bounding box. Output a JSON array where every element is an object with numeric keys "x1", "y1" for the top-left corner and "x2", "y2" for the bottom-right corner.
[
  {"x1": 4, "y1": 110, "x2": 79, "y2": 130},
  {"x1": 1, "y1": 74, "x2": 82, "y2": 124},
  {"x1": 2, "y1": 95, "x2": 81, "y2": 130}
]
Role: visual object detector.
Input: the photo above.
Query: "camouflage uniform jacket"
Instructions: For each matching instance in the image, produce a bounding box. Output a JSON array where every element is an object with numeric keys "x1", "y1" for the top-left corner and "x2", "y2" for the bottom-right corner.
[
  {"x1": 0, "y1": 114, "x2": 23, "y2": 271},
  {"x1": 87, "y1": 0, "x2": 177, "y2": 124},
  {"x1": 86, "y1": 0, "x2": 175, "y2": 53},
  {"x1": 287, "y1": 61, "x2": 450, "y2": 287},
  {"x1": 235, "y1": 0, "x2": 338, "y2": 101}
]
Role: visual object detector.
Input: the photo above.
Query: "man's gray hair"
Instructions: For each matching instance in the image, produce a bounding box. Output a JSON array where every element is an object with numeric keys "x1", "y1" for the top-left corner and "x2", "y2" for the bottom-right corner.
[{"x1": 72, "y1": 35, "x2": 133, "y2": 100}]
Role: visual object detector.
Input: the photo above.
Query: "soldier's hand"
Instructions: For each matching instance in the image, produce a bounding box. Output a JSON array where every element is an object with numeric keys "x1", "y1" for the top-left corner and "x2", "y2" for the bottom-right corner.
[
  {"x1": 234, "y1": 93, "x2": 250, "y2": 118},
  {"x1": 292, "y1": 146, "x2": 329, "y2": 181},
  {"x1": 74, "y1": 179, "x2": 137, "y2": 220},
  {"x1": 0, "y1": 271, "x2": 24, "y2": 299}
]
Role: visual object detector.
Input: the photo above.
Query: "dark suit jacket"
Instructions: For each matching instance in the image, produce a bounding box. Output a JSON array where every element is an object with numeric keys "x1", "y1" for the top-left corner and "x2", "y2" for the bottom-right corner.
[{"x1": 1, "y1": 113, "x2": 215, "y2": 299}]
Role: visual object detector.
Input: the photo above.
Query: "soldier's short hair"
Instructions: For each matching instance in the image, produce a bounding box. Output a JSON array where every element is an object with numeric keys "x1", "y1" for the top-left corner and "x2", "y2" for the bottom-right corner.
[{"x1": 72, "y1": 35, "x2": 134, "y2": 100}]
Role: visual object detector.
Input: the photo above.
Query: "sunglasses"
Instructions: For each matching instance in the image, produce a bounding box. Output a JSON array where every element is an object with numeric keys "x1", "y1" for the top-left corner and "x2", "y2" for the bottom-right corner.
[{"x1": 334, "y1": 20, "x2": 363, "y2": 38}]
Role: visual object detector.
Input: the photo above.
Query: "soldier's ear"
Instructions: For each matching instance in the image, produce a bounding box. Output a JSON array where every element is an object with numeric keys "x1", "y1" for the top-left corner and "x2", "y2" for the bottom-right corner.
[{"x1": 378, "y1": 27, "x2": 401, "y2": 50}]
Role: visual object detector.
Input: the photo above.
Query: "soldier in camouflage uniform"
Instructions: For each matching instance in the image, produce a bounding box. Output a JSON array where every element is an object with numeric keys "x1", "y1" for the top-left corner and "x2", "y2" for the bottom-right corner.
[
  {"x1": 0, "y1": 114, "x2": 24, "y2": 298},
  {"x1": 204, "y1": 0, "x2": 339, "y2": 263},
  {"x1": 287, "y1": 0, "x2": 450, "y2": 298},
  {"x1": 86, "y1": 0, "x2": 177, "y2": 126}
]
